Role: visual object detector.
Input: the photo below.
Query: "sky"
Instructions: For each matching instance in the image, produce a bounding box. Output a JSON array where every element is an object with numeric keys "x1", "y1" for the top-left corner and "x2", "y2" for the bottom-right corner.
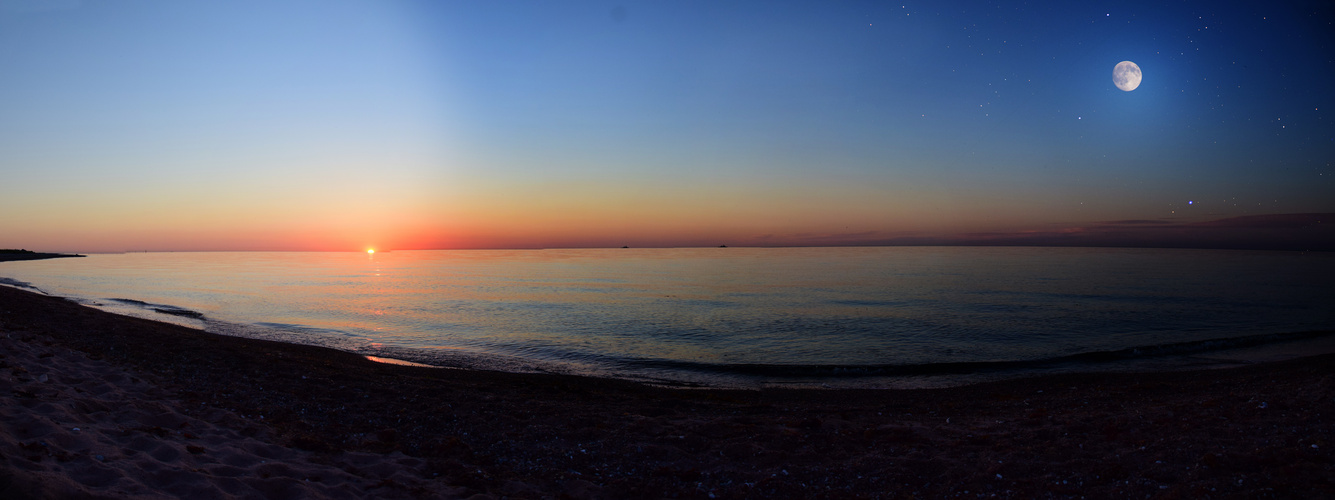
[{"x1": 1, "y1": 0, "x2": 1332, "y2": 252}]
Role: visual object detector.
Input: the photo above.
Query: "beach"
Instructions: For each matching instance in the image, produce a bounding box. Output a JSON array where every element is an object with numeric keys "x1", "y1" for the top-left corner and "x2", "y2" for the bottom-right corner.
[{"x1": 2, "y1": 280, "x2": 1333, "y2": 498}]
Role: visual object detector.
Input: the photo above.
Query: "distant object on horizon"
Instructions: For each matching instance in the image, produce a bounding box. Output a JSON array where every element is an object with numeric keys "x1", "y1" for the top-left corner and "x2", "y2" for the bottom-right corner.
[{"x1": 1113, "y1": 61, "x2": 1142, "y2": 91}]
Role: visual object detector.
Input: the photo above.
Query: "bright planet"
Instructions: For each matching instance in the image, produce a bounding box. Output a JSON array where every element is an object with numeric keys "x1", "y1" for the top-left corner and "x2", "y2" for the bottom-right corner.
[{"x1": 1113, "y1": 60, "x2": 1142, "y2": 91}]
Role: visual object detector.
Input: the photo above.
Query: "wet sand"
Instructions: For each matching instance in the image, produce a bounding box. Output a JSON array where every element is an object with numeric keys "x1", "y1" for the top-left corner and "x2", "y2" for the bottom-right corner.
[{"x1": 1, "y1": 278, "x2": 1332, "y2": 498}]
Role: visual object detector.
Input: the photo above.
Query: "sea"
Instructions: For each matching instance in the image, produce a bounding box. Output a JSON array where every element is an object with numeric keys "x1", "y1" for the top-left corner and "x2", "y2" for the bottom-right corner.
[{"x1": 2, "y1": 247, "x2": 1333, "y2": 388}]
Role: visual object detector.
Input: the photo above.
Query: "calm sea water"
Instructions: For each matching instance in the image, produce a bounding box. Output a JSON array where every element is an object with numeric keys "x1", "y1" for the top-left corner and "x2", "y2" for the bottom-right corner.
[{"x1": 3, "y1": 247, "x2": 1333, "y2": 387}]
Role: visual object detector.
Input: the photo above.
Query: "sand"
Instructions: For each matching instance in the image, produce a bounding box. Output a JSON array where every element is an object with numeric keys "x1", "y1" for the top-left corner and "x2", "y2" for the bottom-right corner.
[{"x1": 1, "y1": 276, "x2": 1332, "y2": 498}]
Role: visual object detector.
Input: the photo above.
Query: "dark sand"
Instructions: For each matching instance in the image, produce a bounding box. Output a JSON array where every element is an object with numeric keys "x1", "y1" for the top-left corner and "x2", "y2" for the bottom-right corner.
[{"x1": 1, "y1": 267, "x2": 1332, "y2": 498}]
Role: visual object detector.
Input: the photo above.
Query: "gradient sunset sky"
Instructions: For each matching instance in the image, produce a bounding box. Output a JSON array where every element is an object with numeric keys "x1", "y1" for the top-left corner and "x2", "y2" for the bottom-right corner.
[{"x1": 1, "y1": 0, "x2": 1332, "y2": 252}]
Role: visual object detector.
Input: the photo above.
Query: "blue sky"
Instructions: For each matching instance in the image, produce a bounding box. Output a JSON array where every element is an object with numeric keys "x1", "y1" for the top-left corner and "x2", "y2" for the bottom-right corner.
[{"x1": 1, "y1": 0, "x2": 1331, "y2": 251}]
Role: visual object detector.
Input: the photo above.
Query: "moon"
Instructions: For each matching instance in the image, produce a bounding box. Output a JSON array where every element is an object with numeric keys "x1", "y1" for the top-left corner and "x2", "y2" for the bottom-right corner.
[{"x1": 1113, "y1": 61, "x2": 1142, "y2": 91}]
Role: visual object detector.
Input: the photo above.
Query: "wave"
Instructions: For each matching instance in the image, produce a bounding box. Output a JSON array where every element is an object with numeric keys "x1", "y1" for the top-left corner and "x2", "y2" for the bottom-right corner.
[
  {"x1": 0, "y1": 277, "x2": 55, "y2": 296},
  {"x1": 614, "y1": 330, "x2": 1335, "y2": 379},
  {"x1": 107, "y1": 298, "x2": 206, "y2": 319},
  {"x1": 152, "y1": 307, "x2": 205, "y2": 319},
  {"x1": 252, "y1": 322, "x2": 356, "y2": 337},
  {"x1": 0, "y1": 277, "x2": 38, "y2": 290}
]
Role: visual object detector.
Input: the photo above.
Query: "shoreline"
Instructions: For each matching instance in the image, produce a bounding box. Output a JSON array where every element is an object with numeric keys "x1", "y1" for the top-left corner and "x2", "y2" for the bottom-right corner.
[{"x1": 2, "y1": 282, "x2": 1333, "y2": 497}]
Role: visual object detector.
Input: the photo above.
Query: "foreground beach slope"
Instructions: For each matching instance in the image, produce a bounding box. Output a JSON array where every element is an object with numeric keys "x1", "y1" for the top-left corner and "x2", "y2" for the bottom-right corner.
[{"x1": 1, "y1": 284, "x2": 1332, "y2": 498}]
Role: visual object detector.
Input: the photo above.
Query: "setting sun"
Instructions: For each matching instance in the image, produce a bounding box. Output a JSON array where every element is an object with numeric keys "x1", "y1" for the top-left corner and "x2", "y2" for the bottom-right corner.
[{"x1": 367, "y1": 249, "x2": 375, "y2": 254}]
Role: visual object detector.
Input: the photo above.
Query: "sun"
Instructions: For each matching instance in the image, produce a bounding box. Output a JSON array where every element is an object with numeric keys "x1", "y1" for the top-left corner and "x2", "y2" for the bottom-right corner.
[{"x1": 366, "y1": 248, "x2": 376, "y2": 254}]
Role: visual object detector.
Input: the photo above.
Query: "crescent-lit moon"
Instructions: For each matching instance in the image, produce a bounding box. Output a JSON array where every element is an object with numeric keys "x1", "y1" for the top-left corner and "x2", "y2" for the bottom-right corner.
[{"x1": 1113, "y1": 61, "x2": 1142, "y2": 91}]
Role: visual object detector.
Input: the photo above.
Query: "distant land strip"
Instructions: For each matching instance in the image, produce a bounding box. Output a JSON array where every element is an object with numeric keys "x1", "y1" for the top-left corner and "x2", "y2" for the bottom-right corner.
[{"x1": 0, "y1": 249, "x2": 86, "y2": 262}]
